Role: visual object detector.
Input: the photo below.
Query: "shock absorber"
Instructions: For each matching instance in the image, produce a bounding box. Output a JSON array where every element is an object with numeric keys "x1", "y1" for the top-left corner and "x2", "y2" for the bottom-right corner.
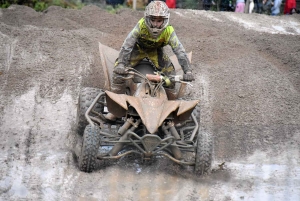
[
  {"x1": 109, "y1": 119, "x2": 141, "y2": 156},
  {"x1": 118, "y1": 117, "x2": 135, "y2": 136},
  {"x1": 162, "y1": 123, "x2": 182, "y2": 160},
  {"x1": 168, "y1": 121, "x2": 180, "y2": 140}
]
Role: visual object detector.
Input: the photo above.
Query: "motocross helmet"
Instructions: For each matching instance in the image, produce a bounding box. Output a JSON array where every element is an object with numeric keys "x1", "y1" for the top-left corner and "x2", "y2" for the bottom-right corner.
[{"x1": 144, "y1": 1, "x2": 170, "y2": 38}]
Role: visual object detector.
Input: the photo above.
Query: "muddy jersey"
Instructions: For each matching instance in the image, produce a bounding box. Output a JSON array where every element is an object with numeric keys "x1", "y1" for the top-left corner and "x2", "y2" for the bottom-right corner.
[{"x1": 117, "y1": 17, "x2": 191, "y2": 73}]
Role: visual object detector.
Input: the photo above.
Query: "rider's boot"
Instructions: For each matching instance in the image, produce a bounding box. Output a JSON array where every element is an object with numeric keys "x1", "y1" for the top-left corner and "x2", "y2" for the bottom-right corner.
[
  {"x1": 165, "y1": 87, "x2": 177, "y2": 100},
  {"x1": 111, "y1": 83, "x2": 126, "y2": 94},
  {"x1": 105, "y1": 79, "x2": 126, "y2": 121}
]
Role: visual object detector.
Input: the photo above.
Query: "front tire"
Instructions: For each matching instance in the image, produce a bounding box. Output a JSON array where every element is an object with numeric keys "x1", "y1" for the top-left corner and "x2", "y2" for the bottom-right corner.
[
  {"x1": 195, "y1": 131, "x2": 213, "y2": 175},
  {"x1": 79, "y1": 124, "x2": 101, "y2": 173},
  {"x1": 76, "y1": 87, "x2": 104, "y2": 136}
]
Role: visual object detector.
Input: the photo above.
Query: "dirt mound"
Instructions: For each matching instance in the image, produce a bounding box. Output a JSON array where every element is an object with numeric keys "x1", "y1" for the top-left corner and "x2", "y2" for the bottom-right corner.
[{"x1": 0, "y1": 4, "x2": 299, "y2": 200}]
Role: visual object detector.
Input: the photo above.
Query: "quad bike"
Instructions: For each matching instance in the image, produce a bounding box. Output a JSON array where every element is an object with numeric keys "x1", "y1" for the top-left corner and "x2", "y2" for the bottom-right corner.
[{"x1": 74, "y1": 42, "x2": 213, "y2": 174}]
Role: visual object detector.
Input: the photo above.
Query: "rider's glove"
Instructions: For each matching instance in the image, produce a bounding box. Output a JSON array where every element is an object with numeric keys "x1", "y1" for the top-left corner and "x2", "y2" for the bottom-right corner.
[
  {"x1": 183, "y1": 70, "x2": 194, "y2": 81},
  {"x1": 113, "y1": 63, "x2": 127, "y2": 75}
]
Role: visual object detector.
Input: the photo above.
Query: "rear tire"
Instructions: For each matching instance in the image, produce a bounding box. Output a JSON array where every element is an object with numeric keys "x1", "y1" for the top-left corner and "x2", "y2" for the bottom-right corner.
[
  {"x1": 76, "y1": 87, "x2": 104, "y2": 136},
  {"x1": 79, "y1": 125, "x2": 101, "y2": 173},
  {"x1": 195, "y1": 131, "x2": 213, "y2": 175},
  {"x1": 193, "y1": 106, "x2": 200, "y2": 123}
]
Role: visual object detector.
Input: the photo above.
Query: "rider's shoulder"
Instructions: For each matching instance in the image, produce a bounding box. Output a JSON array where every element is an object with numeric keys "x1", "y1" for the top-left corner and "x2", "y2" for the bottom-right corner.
[
  {"x1": 160, "y1": 25, "x2": 175, "y2": 38},
  {"x1": 164, "y1": 25, "x2": 175, "y2": 32}
]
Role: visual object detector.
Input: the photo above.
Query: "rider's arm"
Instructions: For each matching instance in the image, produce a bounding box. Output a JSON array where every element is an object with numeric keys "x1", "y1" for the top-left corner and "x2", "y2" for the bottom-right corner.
[
  {"x1": 168, "y1": 31, "x2": 191, "y2": 73},
  {"x1": 117, "y1": 23, "x2": 140, "y2": 66}
]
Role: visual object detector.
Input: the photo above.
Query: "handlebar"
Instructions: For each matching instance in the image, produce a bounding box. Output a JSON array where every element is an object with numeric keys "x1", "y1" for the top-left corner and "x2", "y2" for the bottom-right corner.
[
  {"x1": 119, "y1": 68, "x2": 192, "y2": 86},
  {"x1": 146, "y1": 74, "x2": 193, "y2": 86}
]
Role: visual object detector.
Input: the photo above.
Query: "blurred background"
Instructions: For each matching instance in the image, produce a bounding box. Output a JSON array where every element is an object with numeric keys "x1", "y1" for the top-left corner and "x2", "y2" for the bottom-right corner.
[{"x1": 1, "y1": 0, "x2": 300, "y2": 15}]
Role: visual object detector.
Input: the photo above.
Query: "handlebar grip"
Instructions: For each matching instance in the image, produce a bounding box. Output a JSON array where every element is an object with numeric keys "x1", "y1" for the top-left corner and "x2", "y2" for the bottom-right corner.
[
  {"x1": 146, "y1": 74, "x2": 161, "y2": 82},
  {"x1": 174, "y1": 75, "x2": 183, "y2": 82}
]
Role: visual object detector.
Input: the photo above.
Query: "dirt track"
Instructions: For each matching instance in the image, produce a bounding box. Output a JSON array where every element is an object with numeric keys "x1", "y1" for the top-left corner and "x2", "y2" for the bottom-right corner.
[{"x1": 0, "y1": 4, "x2": 300, "y2": 200}]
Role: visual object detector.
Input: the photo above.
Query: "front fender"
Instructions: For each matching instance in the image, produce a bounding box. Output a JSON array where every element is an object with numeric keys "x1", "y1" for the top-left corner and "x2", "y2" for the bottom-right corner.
[{"x1": 106, "y1": 91, "x2": 199, "y2": 133}]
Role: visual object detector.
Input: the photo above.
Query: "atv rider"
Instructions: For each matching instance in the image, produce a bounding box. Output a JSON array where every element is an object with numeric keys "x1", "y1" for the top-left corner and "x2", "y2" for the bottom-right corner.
[{"x1": 112, "y1": 0, "x2": 194, "y2": 94}]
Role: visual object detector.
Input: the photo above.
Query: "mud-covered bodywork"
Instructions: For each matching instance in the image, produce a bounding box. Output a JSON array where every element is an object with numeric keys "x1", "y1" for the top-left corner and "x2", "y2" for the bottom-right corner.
[
  {"x1": 75, "y1": 42, "x2": 213, "y2": 174},
  {"x1": 106, "y1": 90, "x2": 199, "y2": 134}
]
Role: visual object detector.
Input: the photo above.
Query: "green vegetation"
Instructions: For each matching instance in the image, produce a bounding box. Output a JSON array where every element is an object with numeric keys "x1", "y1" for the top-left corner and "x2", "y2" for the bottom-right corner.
[
  {"x1": 183, "y1": 0, "x2": 199, "y2": 9},
  {"x1": 105, "y1": 4, "x2": 125, "y2": 14},
  {"x1": 0, "y1": 0, "x2": 85, "y2": 11}
]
